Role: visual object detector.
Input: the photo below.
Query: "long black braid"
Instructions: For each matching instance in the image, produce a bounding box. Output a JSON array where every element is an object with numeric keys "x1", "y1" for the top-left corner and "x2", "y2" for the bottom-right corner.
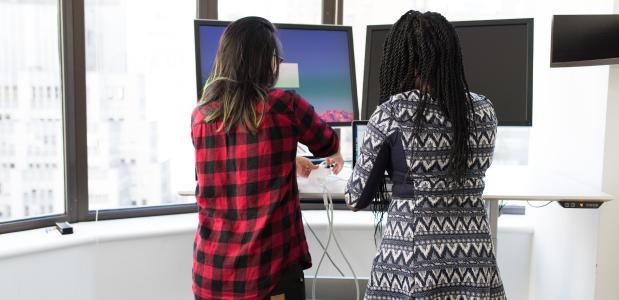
[{"x1": 372, "y1": 11, "x2": 474, "y2": 241}]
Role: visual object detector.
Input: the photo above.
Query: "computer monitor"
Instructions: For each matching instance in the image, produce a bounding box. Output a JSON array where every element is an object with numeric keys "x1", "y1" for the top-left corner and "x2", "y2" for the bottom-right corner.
[
  {"x1": 195, "y1": 20, "x2": 358, "y2": 125},
  {"x1": 551, "y1": 15, "x2": 619, "y2": 67},
  {"x1": 361, "y1": 19, "x2": 534, "y2": 126}
]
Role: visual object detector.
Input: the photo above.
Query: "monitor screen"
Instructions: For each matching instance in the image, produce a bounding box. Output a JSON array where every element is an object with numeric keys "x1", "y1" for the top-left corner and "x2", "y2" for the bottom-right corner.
[
  {"x1": 551, "y1": 15, "x2": 619, "y2": 67},
  {"x1": 195, "y1": 21, "x2": 358, "y2": 124},
  {"x1": 361, "y1": 19, "x2": 533, "y2": 126}
]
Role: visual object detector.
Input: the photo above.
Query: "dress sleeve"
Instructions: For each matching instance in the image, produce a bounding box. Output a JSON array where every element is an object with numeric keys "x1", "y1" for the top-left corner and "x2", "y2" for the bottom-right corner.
[
  {"x1": 345, "y1": 103, "x2": 398, "y2": 209},
  {"x1": 292, "y1": 92, "x2": 340, "y2": 157}
]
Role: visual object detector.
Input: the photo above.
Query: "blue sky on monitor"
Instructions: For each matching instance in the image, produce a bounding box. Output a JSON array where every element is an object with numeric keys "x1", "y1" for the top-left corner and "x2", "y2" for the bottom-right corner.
[{"x1": 198, "y1": 25, "x2": 354, "y2": 119}]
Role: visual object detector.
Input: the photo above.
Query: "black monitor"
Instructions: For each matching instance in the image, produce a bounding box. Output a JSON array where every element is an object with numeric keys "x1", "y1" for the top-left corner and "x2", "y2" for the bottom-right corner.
[
  {"x1": 551, "y1": 15, "x2": 619, "y2": 67},
  {"x1": 194, "y1": 20, "x2": 358, "y2": 125},
  {"x1": 361, "y1": 18, "x2": 534, "y2": 126}
]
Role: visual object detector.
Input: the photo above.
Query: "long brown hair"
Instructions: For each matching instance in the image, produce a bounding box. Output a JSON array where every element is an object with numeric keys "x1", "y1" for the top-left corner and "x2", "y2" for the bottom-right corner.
[{"x1": 200, "y1": 16, "x2": 281, "y2": 134}]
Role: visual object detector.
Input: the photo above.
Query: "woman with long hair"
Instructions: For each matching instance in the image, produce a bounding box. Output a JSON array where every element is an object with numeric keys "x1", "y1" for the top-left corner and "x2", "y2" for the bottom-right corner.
[
  {"x1": 191, "y1": 16, "x2": 343, "y2": 300},
  {"x1": 345, "y1": 11, "x2": 506, "y2": 299}
]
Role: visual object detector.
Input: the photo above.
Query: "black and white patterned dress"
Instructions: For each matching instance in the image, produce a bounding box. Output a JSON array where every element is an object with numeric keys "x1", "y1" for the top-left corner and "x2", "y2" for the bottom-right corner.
[{"x1": 345, "y1": 90, "x2": 506, "y2": 299}]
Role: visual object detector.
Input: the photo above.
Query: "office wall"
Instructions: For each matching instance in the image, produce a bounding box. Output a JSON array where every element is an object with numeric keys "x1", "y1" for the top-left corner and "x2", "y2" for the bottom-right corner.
[
  {"x1": 0, "y1": 235, "x2": 194, "y2": 300},
  {"x1": 596, "y1": 3, "x2": 619, "y2": 298},
  {"x1": 597, "y1": 61, "x2": 619, "y2": 300}
]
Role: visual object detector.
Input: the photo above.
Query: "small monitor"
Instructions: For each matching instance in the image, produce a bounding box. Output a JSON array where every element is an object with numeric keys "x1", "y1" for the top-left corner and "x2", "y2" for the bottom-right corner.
[
  {"x1": 352, "y1": 120, "x2": 368, "y2": 167},
  {"x1": 361, "y1": 18, "x2": 534, "y2": 126},
  {"x1": 551, "y1": 15, "x2": 619, "y2": 67},
  {"x1": 195, "y1": 20, "x2": 358, "y2": 125}
]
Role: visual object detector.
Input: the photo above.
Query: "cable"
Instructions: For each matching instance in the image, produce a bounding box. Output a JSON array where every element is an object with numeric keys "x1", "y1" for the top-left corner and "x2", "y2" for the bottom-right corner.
[
  {"x1": 302, "y1": 215, "x2": 346, "y2": 277},
  {"x1": 94, "y1": 209, "x2": 101, "y2": 247},
  {"x1": 324, "y1": 185, "x2": 360, "y2": 300},
  {"x1": 311, "y1": 187, "x2": 335, "y2": 300},
  {"x1": 498, "y1": 200, "x2": 506, "y2": 215},
  {"x1": 526, "y1": 200, "x2": 553, "y2": 208},
  {"x1": 310, "y1": 172, "x2": 360, "y2": 300}
]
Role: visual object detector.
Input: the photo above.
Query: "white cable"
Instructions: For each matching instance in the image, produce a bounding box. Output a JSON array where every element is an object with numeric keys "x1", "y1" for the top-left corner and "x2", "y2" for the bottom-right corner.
[
  {"x1": 311, "y1": 185, "x2": 335, "y2": 300},
  {"x1": 302, "y1": 214, "x2": 346, "y2": 277},
  {"x1": 94, "y1": 209, "x2": 100, "y2": 246},
  {"x1": 325, "y1": 184, "x2": 360, "y2": 300},
  {"x1": 309, "y1": 167, "x2": 360, "y2": 300}
]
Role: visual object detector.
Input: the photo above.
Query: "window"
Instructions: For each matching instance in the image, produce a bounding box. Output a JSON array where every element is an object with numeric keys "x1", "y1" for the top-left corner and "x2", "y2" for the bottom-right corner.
[
  {"x1": 0, "y1": 0, "x2": 382, "y2": 232},
  {"x1": 219, "y1": 0, "x2": 322, "y2": 24},
  {"x1": 85, "y1": 0, "x2": 197, "y2": 210},
  {"x1": 0, "y1": 0, "x2": 64, "y2": 222}
]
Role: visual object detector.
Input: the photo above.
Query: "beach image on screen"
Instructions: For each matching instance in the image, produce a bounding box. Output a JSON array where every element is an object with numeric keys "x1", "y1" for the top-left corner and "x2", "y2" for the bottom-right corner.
[{"x1": 198, "y1": 25, "x2": 355, "y2": 123}]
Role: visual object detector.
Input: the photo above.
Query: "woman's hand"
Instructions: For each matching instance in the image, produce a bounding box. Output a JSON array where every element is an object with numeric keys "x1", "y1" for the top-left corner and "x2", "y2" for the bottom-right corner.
[
  {"x1": 346, "y1": 203, "x2": 360, "y2": 212},
  {"x1": 296, "y1": 156, "x2": 318, "y2": 177},
  {"x1": 325, "y1": 151, "x2": 344, "y2": 175}
]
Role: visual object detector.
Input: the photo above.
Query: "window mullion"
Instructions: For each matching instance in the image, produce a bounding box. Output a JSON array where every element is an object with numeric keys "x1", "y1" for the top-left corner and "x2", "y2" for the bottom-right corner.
[
  {"x1": 322, "y1": 0, "x2": 343, "y2": 25},
  {"x1": 197, "y1": 0, "x2": 218, "y2": 19},
  {"x1": 59, "y1": 0, "x2": 89, "y2": 223}
]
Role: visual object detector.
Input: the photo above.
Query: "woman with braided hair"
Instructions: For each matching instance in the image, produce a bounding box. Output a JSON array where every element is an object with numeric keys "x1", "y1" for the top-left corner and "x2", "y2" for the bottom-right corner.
[{"x1": 345, "y1": 10, "x2": 506, "y2": 299}]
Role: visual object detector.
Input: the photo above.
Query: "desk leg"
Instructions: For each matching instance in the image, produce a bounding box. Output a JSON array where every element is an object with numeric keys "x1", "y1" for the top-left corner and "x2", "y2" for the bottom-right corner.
[{"x1": 488, "y1": 200, "x2": 499, "y2": 255}]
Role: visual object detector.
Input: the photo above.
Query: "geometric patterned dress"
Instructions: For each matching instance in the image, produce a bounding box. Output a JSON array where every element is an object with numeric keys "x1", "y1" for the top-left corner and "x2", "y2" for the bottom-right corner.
[{"x1": 345, "y1": 90, "x2": 506, "y2": 299}]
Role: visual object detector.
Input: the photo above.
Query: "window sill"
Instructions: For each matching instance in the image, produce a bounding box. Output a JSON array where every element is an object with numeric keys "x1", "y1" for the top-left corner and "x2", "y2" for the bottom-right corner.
[
  {"x1": 0, "y1": 213, "x2": 198, "y2": 260},
  {"x1": 0, "y1": 210, "x2": 532, "y2": 260}
]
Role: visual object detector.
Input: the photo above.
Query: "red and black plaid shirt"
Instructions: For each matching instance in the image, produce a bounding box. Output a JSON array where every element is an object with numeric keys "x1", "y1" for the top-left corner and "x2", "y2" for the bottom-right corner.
[{"x1": 191, "y1": 89, "x2": 339, "y2": 300}]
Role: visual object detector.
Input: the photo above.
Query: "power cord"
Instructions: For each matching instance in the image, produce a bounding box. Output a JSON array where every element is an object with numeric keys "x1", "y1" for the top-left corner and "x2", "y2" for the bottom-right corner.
[
  {"x1": 302, "y1": 215, "x2": 345, "y2": 277},
  {"x1": 526, "y1": 200, "x2": 553, "y2": 208},
  {"x1": 307, "y1": 165, "x2": 360, "y2": 300}
]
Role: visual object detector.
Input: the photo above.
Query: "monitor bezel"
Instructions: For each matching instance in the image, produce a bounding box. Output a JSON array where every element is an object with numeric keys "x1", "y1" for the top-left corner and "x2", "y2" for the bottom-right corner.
[
  {"x1": 194, "y1": 19, "x2": 359, "y2": 126},
  {"x1": 550, "y1": 15, "x2": 619, "y2": 68},
  {"x1": 361, "y1": 18, "x2": 534, "y2": 126}
]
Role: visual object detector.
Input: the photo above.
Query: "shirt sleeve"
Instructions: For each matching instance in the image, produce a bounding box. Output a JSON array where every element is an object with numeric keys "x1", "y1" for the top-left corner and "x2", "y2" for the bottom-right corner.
[
  {"x1": 345, "y1": 103, "x2": 398, "y2": 209},
  {"x1": 292, "y1": 92, "x2": 340, "y2": 157}
]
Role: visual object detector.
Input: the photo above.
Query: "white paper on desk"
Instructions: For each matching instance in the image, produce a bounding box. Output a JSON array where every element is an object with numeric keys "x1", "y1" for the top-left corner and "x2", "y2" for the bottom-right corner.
[{"x1": 297, "y1": 164, "x2": 352, "y2": 196}]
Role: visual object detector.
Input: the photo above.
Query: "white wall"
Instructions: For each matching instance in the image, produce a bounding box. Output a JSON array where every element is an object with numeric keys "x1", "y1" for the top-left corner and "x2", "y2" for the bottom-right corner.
[
  {"x1": 596, "y1": 63, "x2": 619, "y2": 300},
  {"x1": 0, "y1": 235, "x2": 195, "y2": 300},
  {"x1": 525, "y1": 206, "x2": 602, "y2": 300},
  {"x1": 0, "y1": 245, "x2": 96, "y2": 300},
  {"x1": 596, "y1": 2, "x2": 619, "y2": 296}
]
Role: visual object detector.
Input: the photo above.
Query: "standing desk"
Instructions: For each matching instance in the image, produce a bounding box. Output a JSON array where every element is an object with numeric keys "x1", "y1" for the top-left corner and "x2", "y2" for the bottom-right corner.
[{"x1": 299, "y1": 165, "x2": 613, "y2": 250}]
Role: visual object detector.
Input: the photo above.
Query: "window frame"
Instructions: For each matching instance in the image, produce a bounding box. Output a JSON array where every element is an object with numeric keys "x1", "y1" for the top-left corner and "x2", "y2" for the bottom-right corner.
[
  {"x1": 0, "y1": 0, "x2": 81, "y2": 234},
  {"x1": 0, "y1": 0, "x2": 344, "y2": 234}
]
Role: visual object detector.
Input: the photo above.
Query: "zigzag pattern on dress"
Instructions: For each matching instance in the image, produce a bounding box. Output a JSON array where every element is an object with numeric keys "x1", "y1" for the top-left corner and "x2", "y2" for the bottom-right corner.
[
  {"x1": 345, "y1": 105, "x2": 400, "y2": 207},
  {"x1": 345, "y1": 90, "x2": 506, "y2": 299}
]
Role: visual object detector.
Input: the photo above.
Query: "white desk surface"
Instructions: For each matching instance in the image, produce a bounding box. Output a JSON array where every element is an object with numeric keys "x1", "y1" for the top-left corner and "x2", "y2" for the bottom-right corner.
[
  {"x1": 298, "y1": 165, "x2": 613, "y2": 202},
  {"x1": 179, "y1": 165, "x2": 612, "y2": 202}
]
